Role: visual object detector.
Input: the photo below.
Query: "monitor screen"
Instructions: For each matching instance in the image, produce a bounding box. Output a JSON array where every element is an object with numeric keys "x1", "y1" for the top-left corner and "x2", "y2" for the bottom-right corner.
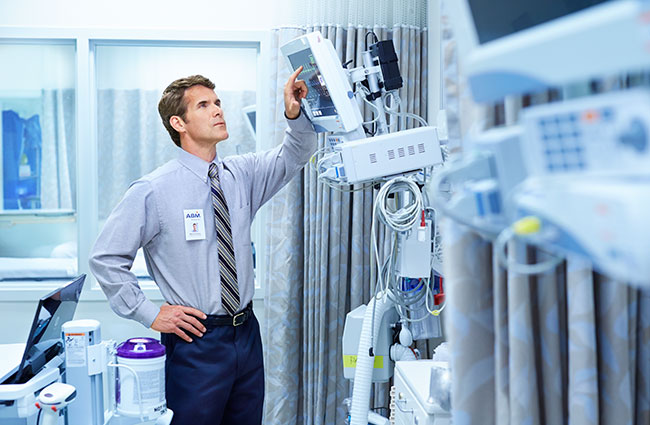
[
  {"x1": 287, "y1": 47, "x2": 338, "y2": 118},
  {"x1": 11, "y1": 274, "x2": 85, "y2": 384},
  {"x1": 469, "y1": 0, "x2": 611, "y2": 44},
  {"x1": 246, "y1": 110, "x2": 256, "y2": 134}
]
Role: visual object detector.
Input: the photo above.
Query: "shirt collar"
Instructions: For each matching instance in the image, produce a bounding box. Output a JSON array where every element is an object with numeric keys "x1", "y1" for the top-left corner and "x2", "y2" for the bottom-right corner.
[{"x1": 177, "y1": 148, "x2": 220, "y2": 183}]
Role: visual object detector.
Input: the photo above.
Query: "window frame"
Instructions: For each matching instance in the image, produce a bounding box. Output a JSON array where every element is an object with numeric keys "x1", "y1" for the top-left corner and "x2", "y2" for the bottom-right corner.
[{"x1": 0, "y1": 27, "x2": 271, "y2": 301}]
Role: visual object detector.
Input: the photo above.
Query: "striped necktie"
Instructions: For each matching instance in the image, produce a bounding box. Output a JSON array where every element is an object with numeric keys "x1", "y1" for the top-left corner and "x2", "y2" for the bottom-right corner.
[{"x1": 208, "y1": 163, "x2": 240, "y2": 316}]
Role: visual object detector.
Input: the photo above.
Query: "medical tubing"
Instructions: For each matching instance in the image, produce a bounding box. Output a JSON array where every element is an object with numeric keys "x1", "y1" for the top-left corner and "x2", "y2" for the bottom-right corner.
[
  {"x1": 108, "y1": 362, "x2": 145, "y2": 421},
  {"x1": 394, "y1": 278, "x2": 442, "y2": 320},
  {"x1": 356, "y1": 86, "x2": 383, "y2": 124},
  {"x1": 318, "y1": 176, "x2": 372, "y2": 192},
  {"x1": 390, "y1": 343, "x2": 417, "y2": 361},
  {"x1": 425, "y1": 284, "x2": 446, "y2": 316},
  {"x1": 494, "y1": 226, "x2": 565, "y2": 275},
  {"x1": 388, "y1": 278, "x2": 434, "y2": 322},
  {"x1": 309, "y1": 147, "x2": 329, "y2": 173},
  {"x1": 370, "y1": 236, "x2": 396, "y2": 351},
  {"x1": 350, "y1": 293, "x2": 393, "y2": 425},
  {"x1": 385, "y1": 109, "x2": 428, "y2": 128}
]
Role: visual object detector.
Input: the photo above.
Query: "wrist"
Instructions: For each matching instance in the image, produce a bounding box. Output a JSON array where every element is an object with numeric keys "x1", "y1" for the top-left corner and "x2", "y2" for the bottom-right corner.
[{"x1": 285, "y1": 109, "x2": 301, "y2": 120}]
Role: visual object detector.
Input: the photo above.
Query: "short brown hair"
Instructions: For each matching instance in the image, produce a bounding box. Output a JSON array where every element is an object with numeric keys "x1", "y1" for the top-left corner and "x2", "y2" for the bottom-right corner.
[{"x1": 158, "y1": 75, "x2": 216, "y2": 147}]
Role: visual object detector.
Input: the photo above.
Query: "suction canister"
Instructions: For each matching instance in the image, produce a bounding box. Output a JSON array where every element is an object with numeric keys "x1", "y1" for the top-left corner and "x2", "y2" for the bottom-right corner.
[{"x1": 115, "y1": 337, "x2": 166, "y2": 420}]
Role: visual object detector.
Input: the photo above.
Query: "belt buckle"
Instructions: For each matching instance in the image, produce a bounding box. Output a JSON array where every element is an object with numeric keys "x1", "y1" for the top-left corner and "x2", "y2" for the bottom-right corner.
[{"x1": 232, "y1": 311, "x2": 246, "y2": 326}]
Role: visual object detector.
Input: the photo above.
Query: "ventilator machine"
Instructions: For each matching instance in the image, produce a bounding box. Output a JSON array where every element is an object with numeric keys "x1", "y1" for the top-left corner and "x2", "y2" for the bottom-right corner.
[
  {"x1": 431, "y1": 0, "x2": 650, "y2": 286},
  {"x1": 282, "y1": 31, "x2": 450, "y2": 425}
]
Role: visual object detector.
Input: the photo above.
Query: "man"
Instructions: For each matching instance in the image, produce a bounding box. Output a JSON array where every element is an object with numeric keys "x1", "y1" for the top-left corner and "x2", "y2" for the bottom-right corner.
[{"x1": 89, "y1": 67, "x2": 316, "y2": 424}]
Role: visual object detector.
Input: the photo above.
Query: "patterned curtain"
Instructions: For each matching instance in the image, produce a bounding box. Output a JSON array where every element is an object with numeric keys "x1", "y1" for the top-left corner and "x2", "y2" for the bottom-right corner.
[
  {"x1": 41, "y1": 89, "x2": 75, "y2": 209},
  {"x1": 443, "y1": 219, "x2": 650, "y2": 424},
  {"x1": 261, "y1": 22, "x2": 428, "y2": 425}
]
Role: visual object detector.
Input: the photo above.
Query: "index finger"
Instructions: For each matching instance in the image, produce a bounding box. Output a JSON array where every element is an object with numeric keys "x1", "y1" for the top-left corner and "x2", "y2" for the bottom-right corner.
[
  {"x1": 180, "y1": 305, "x2": 207, "y2": 320},
  {"x1": 288, "y1": 66, "x2": 304, "y2": 85}
]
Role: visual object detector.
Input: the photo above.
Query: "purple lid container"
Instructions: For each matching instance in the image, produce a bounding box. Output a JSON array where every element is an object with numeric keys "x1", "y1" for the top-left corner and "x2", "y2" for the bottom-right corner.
[{"x1": 116, "y1": 337, "x2": 166, "y2": 359}]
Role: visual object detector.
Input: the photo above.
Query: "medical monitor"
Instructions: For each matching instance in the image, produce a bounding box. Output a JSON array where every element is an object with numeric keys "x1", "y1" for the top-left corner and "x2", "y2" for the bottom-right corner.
[
  {"x1": 242, "y1": 104, "x2": 256, "y2": 137},
  {"x1": 6, "y1": 274, "x2": 85, "y2": 384},
  {"x1": 281, "y1": 31, "x2": 364, "y2": 134},
  {"x1": 452, "y1": 0, "x2": 650, "y2": 102},
  {"x1": 469, "y1": 0, "x2": 610, "y2": 45}
]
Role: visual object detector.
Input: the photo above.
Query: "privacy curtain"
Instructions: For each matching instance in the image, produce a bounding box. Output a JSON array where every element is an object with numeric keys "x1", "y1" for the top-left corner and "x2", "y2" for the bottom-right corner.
[
  {"x1": 40, "y1": 89, "x2": 75, "y2": 210},
  {"x1": 443, "y1": 219, "x2": 650, "y2": 425},
  {"x1": 260, "y1": 3, "x2": 429, "y2": 423},
  {"x1": 439, "y1": 0, "x2": 650, "y2": 422}
]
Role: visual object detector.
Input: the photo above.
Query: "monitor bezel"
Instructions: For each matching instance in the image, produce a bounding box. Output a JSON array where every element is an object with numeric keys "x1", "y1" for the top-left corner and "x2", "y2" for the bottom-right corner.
[
  {"x1": 280, "y1": 31, "x2": 364, "y2": 134},
  {"x1": 12, "y1": 274, "x2": 86, "y2": 384},
  {"x1": 451, "y1": 0, "x2": 650, "y2": 102}
]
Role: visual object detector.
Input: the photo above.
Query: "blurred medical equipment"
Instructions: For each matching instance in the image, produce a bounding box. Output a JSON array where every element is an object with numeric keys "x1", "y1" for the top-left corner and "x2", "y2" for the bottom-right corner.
[
  {"x1": 35, "y1": 382, "x2": 76, "y2": 425},
  {"x1": 0, "y1": 278, "x2": 173, "y2": 425},
  {"x1": 428, "y1": 0, "x2": 650, "y2": 286},
  {"x1": 281, "y1": 31, "x2": 448, "y2": 424},
  {"x1": 449, "y1": 0, "x2": 650, "y2": 102}
]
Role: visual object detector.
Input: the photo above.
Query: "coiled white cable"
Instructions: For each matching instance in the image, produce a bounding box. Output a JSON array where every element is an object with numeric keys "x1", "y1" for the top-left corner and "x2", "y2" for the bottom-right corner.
[
  {"x1": 371, "y1": 176, "x2": 424, "y2": 311},
  {"x1": 375, "y1": 177, "x2": 423, "y2": 232}
]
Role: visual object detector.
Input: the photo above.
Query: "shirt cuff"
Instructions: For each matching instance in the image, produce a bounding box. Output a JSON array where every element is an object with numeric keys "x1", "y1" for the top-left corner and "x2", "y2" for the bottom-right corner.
[
  {"x1": 284, "y1": 109, "x2": 301, "y2": 120},
  {"x1": 286, "y1": 110, "x2": 315, "y2": 132},
  {"x1": 133, "y1": 298, "x2": 161, "y2": 329}
]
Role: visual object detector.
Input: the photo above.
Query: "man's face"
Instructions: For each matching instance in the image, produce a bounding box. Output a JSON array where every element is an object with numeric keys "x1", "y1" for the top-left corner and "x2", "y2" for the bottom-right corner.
[{"x1": 180, "y1": 85, "x2": 228, "y2": 145}]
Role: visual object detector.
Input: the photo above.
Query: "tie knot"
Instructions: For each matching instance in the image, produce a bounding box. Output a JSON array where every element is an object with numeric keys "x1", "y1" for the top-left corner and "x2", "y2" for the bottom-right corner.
[{"x1": 208, "y1": 163, "x2": 218, "y2": 179}]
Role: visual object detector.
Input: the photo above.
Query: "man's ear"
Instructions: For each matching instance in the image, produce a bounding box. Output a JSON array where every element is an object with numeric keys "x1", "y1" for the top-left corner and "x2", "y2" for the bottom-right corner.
[{"x1": 170, "y1": 115, "x2": 185, "y2": 134}]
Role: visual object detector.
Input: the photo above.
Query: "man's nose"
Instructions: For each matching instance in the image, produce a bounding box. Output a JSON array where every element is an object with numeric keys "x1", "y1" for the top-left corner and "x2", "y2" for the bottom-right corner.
[{"x1": 212, "y1": 105, "x2": 222, "y2": 116}]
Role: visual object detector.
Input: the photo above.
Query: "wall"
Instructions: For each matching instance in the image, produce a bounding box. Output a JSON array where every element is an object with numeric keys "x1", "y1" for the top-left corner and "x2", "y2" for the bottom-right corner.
[{"x1": 0, "y1": 0, "x2": 282, "y2": 31}]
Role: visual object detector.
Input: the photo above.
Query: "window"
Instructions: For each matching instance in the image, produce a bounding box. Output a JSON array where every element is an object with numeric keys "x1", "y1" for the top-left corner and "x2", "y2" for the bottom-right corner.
[
  {"x1": 0, "y1": 30, "x2": 267, "y2": 298},
  {"x1": 0, "y1": 42, "x2": 77, "y2": 281}
]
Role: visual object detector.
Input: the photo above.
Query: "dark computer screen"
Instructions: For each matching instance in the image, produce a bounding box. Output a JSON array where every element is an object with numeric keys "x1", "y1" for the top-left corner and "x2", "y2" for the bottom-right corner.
[
  {"x1": 287, "y1": 47, "x2": 338, "y2": 118},
  {"x1": 469, "y1": 0, "x2": 612, "y2": 44},
  {"x1": 246, "y1": 110, "x2": 256, "y2": 134},
  {"x1": 11, "y1": 274, "x2": 85, "y2": 384}
]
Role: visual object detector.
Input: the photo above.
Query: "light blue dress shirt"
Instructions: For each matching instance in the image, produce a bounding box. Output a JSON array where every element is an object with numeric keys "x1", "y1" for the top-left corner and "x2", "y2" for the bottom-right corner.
[{"x1": 89, "y1": 114, "x2": 316, "y2": 327}]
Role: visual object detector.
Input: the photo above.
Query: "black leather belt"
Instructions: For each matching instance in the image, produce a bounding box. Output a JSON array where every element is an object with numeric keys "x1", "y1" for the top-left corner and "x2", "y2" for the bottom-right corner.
[{"x1": 203, "y1": 302, "x2": 253, "y2": 327}]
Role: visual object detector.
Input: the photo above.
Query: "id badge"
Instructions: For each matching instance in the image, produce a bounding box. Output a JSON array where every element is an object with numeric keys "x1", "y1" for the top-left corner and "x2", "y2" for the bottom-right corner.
[{"x1": 184, "y1": 209, "x2": 206, "y2": 240}]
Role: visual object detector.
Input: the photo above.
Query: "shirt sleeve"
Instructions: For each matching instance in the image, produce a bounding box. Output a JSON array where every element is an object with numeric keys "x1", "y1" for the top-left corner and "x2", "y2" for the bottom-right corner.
[
  {"x1": 242, "y1": 112, "x2": 318, "y2": 214},
  {"x1": 89, "y1": 180, "x2": 162, "y2": 328}
]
